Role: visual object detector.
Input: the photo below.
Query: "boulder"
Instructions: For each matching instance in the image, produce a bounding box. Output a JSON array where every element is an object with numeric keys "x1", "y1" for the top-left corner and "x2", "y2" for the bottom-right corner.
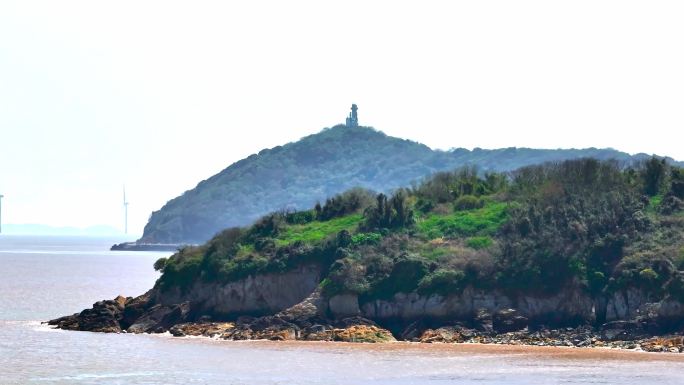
[
  {"x1": 120, "y1": 293, "x2": 151, "y2": 329},
  {"x1": 332, "y1": 324, "x2": 396, "y2": 343},
  {"x1": 641, "y1": 336, "x2": 684, "y2": 353},
  {"x1": 254, "y1": 326, "x2": 299, "y2": 341},
  {"x1": 302, "y1": 324, "x2": 335, "y2": 341},
  {"x1": 600, "y1": 320, "x2": 650, "y2": 341},
  {"x1": 474, "y1": 309, "x2": 494, "y2": 333},
  {"x1": 418, "y1": 327, "x2": 464, "y2": 343}
]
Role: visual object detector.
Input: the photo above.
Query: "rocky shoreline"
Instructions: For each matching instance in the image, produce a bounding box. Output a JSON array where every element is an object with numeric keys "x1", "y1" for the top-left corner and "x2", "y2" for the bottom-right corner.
[{"x1": 47, "y1": 292, "x2": 684, "y2": 353}]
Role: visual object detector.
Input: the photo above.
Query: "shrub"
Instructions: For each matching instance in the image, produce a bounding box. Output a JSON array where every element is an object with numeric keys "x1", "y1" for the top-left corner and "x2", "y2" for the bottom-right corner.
[
  {"x1": 666, "y1": 274, "x2": 684, "y2": 302},
  {"x1": 677, "y1": 248, "x2": 684, "y2": 270},
  {"x1": 285, "y1": 210, "x2": 316, "y2": 225},
  {"x1": 643, "y1": 157, "x2": 668, "y2": 196},
  {"x1": 454, "y1": 195, "x2": 483, "y2": 211},
  {"x1": 639, "y1": 268, "x2": 659, "y2": 282},
  {"x1": 158, "y1": 247, "x2": 204, "y2": 290},
  {"x1": 365, "y1": 255, "x2": 428, "y2": 299},
  {"x1": 153, "y1": 257, "x2": 168, "y2": 272},
  {"x1": 317, "y1": 188, "x2": 375, "y2": 220},
  {"x1": 326, "y1": 258, "x2": 370, "y2": 295},
  {"x1": 588, "y1": 270, "x2": 607, "y2": 294},
  {"x1": 363, "y1": 191, "x2": 414, "y2": 230},
  {"x1": 417, "y1": 269, "x2": 466, "y2": 296}
]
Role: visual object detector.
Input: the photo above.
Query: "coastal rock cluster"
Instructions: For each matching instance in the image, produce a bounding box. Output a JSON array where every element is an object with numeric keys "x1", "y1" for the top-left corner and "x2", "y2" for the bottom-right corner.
[
  {"x1": 48, "y1": 291, "x2": 395, "y2": 343},
  {"x1": 48, "y1": 287, "x2": 684, "y2": 352}
]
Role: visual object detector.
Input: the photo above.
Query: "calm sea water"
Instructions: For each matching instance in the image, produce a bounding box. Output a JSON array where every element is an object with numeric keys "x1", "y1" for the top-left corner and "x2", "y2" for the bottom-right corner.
[{"x1": 1, "y1": 235, "x2": 683, "y2": 385}]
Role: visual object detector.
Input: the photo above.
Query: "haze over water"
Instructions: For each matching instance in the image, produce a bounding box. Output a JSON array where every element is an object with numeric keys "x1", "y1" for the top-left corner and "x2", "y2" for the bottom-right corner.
[{"x1": 1, "y1": 236, "x2": 682, "y2": 385}]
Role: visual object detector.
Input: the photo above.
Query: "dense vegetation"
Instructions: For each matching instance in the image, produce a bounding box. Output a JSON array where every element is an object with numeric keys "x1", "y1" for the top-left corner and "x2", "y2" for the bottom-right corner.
[
  {"x1": 141, "y1": 125, "x2": 681, "y2": 243},
  {"x1": 155, "y1": 158, "x2": 684, "y2": 309}
]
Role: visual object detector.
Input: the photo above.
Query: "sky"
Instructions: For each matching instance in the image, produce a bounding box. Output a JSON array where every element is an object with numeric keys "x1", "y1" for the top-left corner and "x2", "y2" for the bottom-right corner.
[{"x1": 0, "y1": 1, "x2": 683, "y2": 235}]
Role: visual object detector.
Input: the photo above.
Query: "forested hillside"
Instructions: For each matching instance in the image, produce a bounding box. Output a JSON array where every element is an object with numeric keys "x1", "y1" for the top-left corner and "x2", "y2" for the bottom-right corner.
[
  {"x1": 141, "y1": 125, "x2": 680, "y2": 243},
  {"x1": 156, "y1": 158, "x2": 684, "y2": 321}
]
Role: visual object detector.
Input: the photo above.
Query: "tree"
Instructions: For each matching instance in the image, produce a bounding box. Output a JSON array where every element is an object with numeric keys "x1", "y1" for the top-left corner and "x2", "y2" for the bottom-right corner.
[
  {"x1": 643, "y1": 157, "x2": 667, "y2": 196},
  {"x1": 153, "y1": 257, "x2": 168, "y2": 272}
]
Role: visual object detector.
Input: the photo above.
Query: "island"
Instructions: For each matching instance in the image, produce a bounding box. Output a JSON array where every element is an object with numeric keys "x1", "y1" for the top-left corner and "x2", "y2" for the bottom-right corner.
[{"x1": 51, "y1": 158, "x2": 684, "y2": 353}]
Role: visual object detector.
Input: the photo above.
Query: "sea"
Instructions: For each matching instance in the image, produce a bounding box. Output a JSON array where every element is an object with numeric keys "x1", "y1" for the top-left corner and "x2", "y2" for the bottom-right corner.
[{"x1": 1, "y1": 235, "x2": 683, "y2": 385}]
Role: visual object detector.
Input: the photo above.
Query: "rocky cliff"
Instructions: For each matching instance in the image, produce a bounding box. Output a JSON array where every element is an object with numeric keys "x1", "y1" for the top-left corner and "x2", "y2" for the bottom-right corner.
[{"x1": 49, "y1": 264, "x2": 684, "y2": 351}]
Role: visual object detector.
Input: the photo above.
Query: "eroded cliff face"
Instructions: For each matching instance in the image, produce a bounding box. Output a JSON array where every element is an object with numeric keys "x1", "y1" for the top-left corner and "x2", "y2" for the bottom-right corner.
[
  {"x1": 154, "y1": 264, "x2": 322, "y2": 317},
  {"x1": 49, "y1": 268, "x2": 684, "y2": 348},
  {"x1": 330, "y1": 286, "x2": 681, "y2": 328},
  {"x1": 332, "y1": 287, "x2": 595, "y2": 325}
]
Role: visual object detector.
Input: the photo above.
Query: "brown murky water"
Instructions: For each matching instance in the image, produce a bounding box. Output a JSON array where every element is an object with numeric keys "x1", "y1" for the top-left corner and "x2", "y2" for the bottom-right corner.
[{"x1": 2, "y1": 236, "x2": 683, "y2": 385}]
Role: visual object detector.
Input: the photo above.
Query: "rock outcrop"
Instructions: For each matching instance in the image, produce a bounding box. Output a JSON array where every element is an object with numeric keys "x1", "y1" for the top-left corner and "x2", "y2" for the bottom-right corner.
[
  {"x1": 358, "y1": 287, "x2": 594, "y2": 325},
  {"x1": 49, "y1": 295, "x2": 128, "y2": 333},
  {"x1": 154, "y1": 264, "x2": 321, "y2": 317}
]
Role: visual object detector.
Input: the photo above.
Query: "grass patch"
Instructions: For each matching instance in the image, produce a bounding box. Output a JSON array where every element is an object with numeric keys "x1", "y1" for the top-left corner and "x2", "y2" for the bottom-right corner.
[
  {"x1": 351, "y1": 232, "x2": 383, "y2": 246},
  {"x1": 276, "y1": 214, "x2": 363, "y2": 246},
  {"x1": 417, "y1": 202, "x2": 510, "y2": 239},
  {"x1": 466, "y1": 236, "x2": 493, "y2": 249}
]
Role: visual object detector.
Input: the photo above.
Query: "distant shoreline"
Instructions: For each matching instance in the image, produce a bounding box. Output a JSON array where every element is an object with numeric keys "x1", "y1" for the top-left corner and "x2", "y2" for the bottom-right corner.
[{"x1": 110, "y1": 242, "x2": 186, "y2": 252}]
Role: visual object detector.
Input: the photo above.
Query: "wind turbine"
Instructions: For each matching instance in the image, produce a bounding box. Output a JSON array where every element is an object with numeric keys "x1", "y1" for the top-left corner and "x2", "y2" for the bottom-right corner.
[
  {"x1": 123, "y1": 186, "x2": 129, "y2": 234},
  {"x1": 0, "y1": 194, "x2": 4, "y2": 234}
]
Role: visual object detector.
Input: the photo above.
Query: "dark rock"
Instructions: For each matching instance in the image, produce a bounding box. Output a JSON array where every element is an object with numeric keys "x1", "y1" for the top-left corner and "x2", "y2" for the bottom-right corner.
[
  {"x1": 236, "y1": 315, "x2": 257, "y2": 325},
  {"x1": 474, "y1": 309, "x2": 494, "y2": 333},
  {"x1": 337, "y1": 316, "x2": 377, "y2": 328},
  {"x1": 418, "y1": 326, "x2": 465, "y2": 343},
  {"x1": 120, "y1": 293, "x2": 151, "y2": 329},
  {"x1": 127, "y1": 302, "x2": 191, "y2": 333},
  {"x1": 48, "y1": 297, "x2": 126, "y2": 333},
  {"x1": 400, "y1": 320, "x2": 427, "y2": 341},
  {"x1": 47, "y1": 314, "x2": 80, "y2": 330},
  {"x1": 600, "y1": 320, "x2": 650, "y2": 341},
  {"x1": 302, "y1": 324, "x2": 334, "y2": 341},
  {"x1": 493, "y1": 309, "x2": 529, "y2": 333}
]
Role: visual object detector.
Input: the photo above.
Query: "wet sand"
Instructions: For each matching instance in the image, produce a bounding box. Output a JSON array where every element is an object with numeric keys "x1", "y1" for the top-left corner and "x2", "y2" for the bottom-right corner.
[{"x1": 172, "y1": 337, "x2": 684, "y2": 362}]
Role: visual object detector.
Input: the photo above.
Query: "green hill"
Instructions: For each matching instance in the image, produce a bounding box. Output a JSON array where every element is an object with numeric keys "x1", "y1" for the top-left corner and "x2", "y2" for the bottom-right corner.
[{"x1": 141, "y1": 125, "x2": 680, "y2": 243}]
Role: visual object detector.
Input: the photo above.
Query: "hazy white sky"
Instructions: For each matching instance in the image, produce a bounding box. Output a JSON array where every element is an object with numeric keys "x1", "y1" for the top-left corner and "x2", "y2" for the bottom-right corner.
[{"x1": 1, "y1": 1, "x2": 683, "y2": 234}]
